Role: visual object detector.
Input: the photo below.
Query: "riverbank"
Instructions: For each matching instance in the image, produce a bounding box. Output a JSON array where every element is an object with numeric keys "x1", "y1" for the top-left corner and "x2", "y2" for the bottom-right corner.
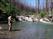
[{"x1": 16, "y1": 15, "x2": 53, "y2": 24}]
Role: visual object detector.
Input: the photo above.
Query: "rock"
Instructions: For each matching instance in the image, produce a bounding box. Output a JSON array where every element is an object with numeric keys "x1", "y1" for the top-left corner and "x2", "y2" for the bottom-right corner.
[
  {"x1": 0, "y1": 26, "x2": 2, "y2": 29},
  {"x1": 24, "y1": 17, "x2": 28, "y2": 21},
  {"x1": 43, "y1": 18, "x2": 50, "y2": 22},
  {"x1": 28, "y1": 17, "x2": 33, "y2": 21}
]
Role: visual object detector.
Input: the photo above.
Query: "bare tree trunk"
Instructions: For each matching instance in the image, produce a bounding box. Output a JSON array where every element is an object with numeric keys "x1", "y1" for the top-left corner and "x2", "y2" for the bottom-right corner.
[
  {"x1": 51, "y1": 0, "x2": 53, "y2": 15},
  {"x1": 38, "y1": 0, "x2": 40, "y2": 14},
  {"x1": 48, "y1": 0, "x2": 52, "y2": 16},
  {"x1": 36, "y1": 0, "x2": 39, "y2": 15},
  {"x1": 36, "y1": 0, "x2": 38, "y2": 14},
  {"x1": 43, "y1": 0, "x2": 44, "y2": 12},
  {"x1": 46, "y1": 0, "x2": 48, "y2": 16}
]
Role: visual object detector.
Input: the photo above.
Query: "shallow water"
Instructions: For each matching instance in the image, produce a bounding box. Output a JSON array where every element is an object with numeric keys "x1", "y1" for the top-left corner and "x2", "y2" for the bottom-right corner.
[{"x1": 0, "y1": 22, "x2": 53, "y2": 39}]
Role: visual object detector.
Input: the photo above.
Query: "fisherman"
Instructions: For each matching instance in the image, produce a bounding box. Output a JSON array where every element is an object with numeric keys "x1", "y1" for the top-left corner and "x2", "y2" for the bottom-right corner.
[{"x1": 8, "y1": 15, "x2": 13, "y2": 31}]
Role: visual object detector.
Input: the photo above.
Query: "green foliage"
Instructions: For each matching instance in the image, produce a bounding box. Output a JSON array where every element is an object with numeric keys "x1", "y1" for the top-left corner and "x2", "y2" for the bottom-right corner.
[
  {"x1": 0, "y1": 0, "x2": 19, "y2": 16},
  {"x1": 39, "y1": 11, "x2": 46, "y2": 18},
  {"x1": 0, "y1": 0, "x2": 35, "y2": 16}
]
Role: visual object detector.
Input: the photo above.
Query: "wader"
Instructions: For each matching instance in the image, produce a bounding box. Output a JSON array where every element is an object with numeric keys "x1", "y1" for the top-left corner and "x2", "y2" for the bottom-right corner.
[{"x1": 8, "y1": 16, "x2": 13, "y2": 31}]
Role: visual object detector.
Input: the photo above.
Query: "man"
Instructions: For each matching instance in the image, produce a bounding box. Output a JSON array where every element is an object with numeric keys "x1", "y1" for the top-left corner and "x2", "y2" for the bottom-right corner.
[{"x1": 8, "y1": 15, "x2": 13, "y2": 31}]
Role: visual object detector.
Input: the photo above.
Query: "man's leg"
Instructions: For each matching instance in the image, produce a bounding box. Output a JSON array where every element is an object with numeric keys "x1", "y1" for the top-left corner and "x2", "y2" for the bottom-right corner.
[{"x1": 9, "y1": 23, "x2": 12, "y2": 31}]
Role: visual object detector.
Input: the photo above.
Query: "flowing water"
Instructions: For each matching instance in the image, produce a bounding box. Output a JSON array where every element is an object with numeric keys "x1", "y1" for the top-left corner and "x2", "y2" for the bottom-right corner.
[{"x1": 0, "y1": 22, "x2": 53, "y2": 39}]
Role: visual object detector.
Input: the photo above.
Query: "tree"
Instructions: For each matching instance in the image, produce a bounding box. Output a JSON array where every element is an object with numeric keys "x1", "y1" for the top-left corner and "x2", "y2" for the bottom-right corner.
[
  {"x1": 46, "y1": 0, "x2": 48, "y2": 16},
  {"x1": 38, "y1": 0, "x2": 40, "y2": 13},
  {"x1": 0, "y1": 0, "x2": 20, "y2": 16}
]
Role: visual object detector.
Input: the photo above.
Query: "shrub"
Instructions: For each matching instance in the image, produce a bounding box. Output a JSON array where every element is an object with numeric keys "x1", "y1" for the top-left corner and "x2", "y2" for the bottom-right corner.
[{"x1": 39, "y1": 11, "x2": 46, "y2": 18}]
